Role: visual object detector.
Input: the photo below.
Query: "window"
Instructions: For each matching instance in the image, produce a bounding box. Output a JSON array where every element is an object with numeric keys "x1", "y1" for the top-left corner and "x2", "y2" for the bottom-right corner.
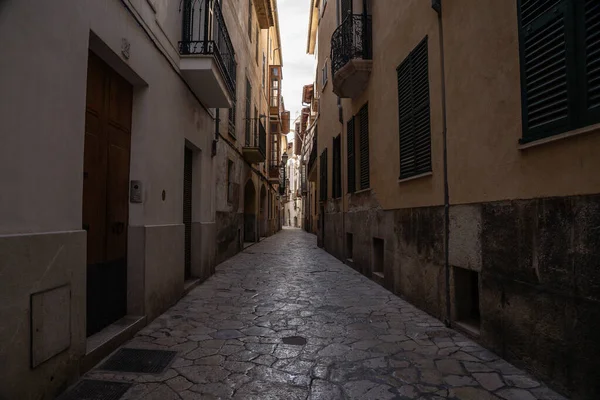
[
  {"x1": 517, "y1": 0, "x2": 600, "y2": 142},
  {"x1": 270, "y1": 68, "x2": 280, "y2": 108},
  {"x1": 319, "y1": 149, "x2": 328, "y2": 201},
  {"x1": 245, "y1": 78, "x2": 252, "y2": 146},
  {"x1": 270, "y1": 131, "x2": 279, "y2": 167},
  {"x1": 332, "y1": 135, "x2": 342, "y2": 198},
  {"x1": 322, "y1": 60, "x2": 328, "y2": 88},
  {"x1": 254, "y1": 107, "x2": 259, "y2": 144},
  {"x1": 255, "y1": 28, "x2": 260, "y2": 64},
  {"x1": 454, "y1": 267, "x2": 481, "y2": 333},
  {"x1": 262, "y1": 54, "x2": 266, "y2": 89},
  {"x1": 397, "y1": 37, "x2": 431, "y2": 180},
  {"x1": 248, "y1": 0, "x2": 253, "y2": 40},
  {"x1": 358, "y1": 104, "x2": 370, "y2": 190},
  {"x1": 229, "y1": 80, "x2": 237, "y2": 138},
  {"x1": 347, "y1": 117, "x2": 356, "y2": 193},
  {"x1": 372, "y1": 238, "x2": 384, "y2": 276},
  {"x1": 346, "y1": 103, "x2": 370, "y2": 192},
  {"x1": 227, "y1": 160, "x2": 234, "y2": 203}
]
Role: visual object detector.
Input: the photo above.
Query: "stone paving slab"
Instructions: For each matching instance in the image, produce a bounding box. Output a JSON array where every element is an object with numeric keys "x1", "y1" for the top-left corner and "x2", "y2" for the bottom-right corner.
[{"x1": 82, "y1": 228, "x2": 568, "y2": 399}]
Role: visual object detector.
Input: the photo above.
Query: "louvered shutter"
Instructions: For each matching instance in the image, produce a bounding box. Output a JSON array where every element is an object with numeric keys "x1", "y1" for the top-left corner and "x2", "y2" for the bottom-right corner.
[
  {"x1": 333, "y1": 136, "x2": 341, "y2": 198},
  {"x1": 398, "y1": 37, "x2": 431, "y2": 179},
  {"x1": 347, "y1": 118, "x2": 356, "y2": 193},
  {"x1": 358, "y1": 104, "x2": 370, "y2": 190},
  {"x1": 584, "y1": 0, "x2": 600, "y2": 122},
  {"x1": 320, "y1": 149, "x2": 328, "y2": 201},
  {"x1": 518, "y1": 0, "x2": 574, "y2": 141}
]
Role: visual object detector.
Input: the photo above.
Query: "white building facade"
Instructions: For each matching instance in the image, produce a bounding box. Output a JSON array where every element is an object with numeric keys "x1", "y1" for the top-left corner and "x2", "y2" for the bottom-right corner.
[{"x1": 0, "y1": 0, "x2": 285, "y2": 398}]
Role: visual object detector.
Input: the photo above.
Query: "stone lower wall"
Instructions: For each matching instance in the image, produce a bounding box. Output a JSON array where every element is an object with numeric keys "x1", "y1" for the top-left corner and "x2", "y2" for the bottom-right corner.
[
  {"x1": 215, "y1": 212, "x2": 243, "y2": 265},
  {"x1": 321, "y1": 193, "x2": 600, "y2": 399},
  {"x1": 0, "y1": 230, "x2": 87, "y2": 400}
]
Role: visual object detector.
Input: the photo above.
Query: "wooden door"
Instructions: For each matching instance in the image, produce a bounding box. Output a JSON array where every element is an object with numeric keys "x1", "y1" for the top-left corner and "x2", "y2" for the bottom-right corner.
[{"x1": 83, "y1": 52, "x2": 132, "y2": 337}]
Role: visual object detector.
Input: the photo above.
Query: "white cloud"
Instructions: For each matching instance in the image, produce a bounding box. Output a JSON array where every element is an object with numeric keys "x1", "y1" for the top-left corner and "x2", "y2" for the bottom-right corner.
[{"x1": 278, "y1": 0, "x2": 315, "y2": 120}]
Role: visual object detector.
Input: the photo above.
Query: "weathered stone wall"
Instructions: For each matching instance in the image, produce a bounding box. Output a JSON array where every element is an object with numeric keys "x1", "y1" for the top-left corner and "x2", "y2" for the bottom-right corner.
[
  {"x1": 215, "y1": 212, "x2": 243, "y2": 265},
  {"x1": 322, "y1": 193, "x2": 600, "y2": 399}
]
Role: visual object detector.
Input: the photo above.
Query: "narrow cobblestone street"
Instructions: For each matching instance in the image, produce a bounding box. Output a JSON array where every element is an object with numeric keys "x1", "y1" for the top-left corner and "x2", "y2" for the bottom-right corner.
[{"x1": 82, "y1": 228, "x2": 566, "y2": 400}]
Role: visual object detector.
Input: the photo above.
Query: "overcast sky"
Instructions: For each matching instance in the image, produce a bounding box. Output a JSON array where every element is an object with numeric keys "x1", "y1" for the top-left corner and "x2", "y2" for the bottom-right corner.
[{"x1": 278, "y1": 0, "x2": 315, "y2": 123}]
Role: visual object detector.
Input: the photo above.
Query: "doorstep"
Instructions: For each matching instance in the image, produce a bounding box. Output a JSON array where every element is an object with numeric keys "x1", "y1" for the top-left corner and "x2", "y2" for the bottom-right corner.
[
  {"x1": 81, "y1": 315, "x2": 146, "y2": 374},
  {"x1": 183, "y1": 278, "x2": 201, "y2": 297}
]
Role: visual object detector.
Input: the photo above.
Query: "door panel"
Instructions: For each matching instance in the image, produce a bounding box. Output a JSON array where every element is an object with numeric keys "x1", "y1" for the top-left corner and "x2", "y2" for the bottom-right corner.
[
  {"x1": 106, "y1": 141, "x2": 130, "y2": 261},
  {"x1": 83, "y1": 51, "x2": 132, "y2": 337}
]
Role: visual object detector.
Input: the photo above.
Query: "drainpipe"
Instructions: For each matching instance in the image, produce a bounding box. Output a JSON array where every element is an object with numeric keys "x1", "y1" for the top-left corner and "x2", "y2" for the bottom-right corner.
[
  {"x1": 338, "y1": 0, "x2": 347, "y2": 263},
  {"x1": 434, "y1": 0, "x2": 451, "y2": 327}
]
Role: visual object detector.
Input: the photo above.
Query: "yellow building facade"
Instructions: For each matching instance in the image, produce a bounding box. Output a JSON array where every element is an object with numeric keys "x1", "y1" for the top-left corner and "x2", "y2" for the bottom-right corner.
[{"x1": 306, "y1": 1, "x2": 600, "y2": 398}]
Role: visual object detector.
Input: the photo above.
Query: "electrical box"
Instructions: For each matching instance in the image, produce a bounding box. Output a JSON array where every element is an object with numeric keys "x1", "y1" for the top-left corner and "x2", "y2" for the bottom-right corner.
[{"x1": 130, "y1": 180, "x2": 143, "y2": 203}]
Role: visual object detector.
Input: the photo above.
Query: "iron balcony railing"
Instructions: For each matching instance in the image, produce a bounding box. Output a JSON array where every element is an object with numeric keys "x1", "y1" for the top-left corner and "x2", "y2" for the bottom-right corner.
[
  {"x1": 179, "y1": 0, "x2": 237, "y2": 97},
  {"x1": 330, "y1": 14, "x2": 372, "y2": 78}
]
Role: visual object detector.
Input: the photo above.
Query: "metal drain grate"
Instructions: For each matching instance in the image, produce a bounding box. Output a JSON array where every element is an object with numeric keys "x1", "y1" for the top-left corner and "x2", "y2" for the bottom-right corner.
[
  {"x1": 282, "y1": 336, "x2": 307, "y2": 346},
  {"x1": 98, "y1": 348, "x2": 177, "y2": 374},
  {"x1": 58, "y1": 380, "x2": 131, "y2": 400}
]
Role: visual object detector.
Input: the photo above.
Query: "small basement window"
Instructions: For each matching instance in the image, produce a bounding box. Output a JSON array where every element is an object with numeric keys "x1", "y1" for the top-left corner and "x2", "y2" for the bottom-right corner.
[
  {"x1": 372, "y1": 238, "x2": 384, "y2": 278},
  {"x1": 454, "y1": 267, "x2": 481, "y2": 334},
  {"x1": 346, "y1": 233, "x2": 353, "y2": 261}
]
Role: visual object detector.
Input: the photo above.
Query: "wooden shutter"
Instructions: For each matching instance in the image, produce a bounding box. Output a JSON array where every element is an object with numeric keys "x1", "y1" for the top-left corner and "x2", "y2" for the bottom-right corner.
[
  {"x1": 347, "y1": 118, "x2": 356, "y2": 193},
  {"x1": 333, "y1": 135, "x2": 341, "y2": 198},
  {"x1": 518, "y1": 0, "x2": 573, "y2": 141},
  {"x1": 397, "y1": 37, "x2": 431, "y2": 179},
  {"x1": 358, "y1": 104, "x2": 370, "y2": 190},
  {"x1": 320, "y1": 149, "x2": 328, "y2": 201},
  {"x1": 584, "y1": 0, "x2": 600, "y2": 122},
  {"x1": 245, "y1": 78, "x2": 252, "y2": 146}
]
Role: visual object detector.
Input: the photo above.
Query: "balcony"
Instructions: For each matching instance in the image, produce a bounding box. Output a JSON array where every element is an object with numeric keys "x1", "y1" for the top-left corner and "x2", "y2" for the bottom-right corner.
[
  {"x1": 179, "y1": 0, "x2": 236, "y2": 108},
  {"x1": 268, "y1": 165, "x2": 280, "y2": 182},
  {"x1": 243, "y1": 121, "x2": 267, "y2": 164},
  {"x1": 330, "y1": 14, "x2": 372, "y2": 98},
  {"x1": 253, "y1": 0, "x2": 275, "y2": 28}
]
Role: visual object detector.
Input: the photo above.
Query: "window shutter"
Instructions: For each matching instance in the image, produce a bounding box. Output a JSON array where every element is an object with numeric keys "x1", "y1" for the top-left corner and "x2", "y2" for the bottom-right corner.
[
  {"x1": 245, "y1": 78, "x2": 252, "y2": 146},
  {"x1": 398, "y1": 37, "x2": 431, "y2": 179},
  {"x1": 358, "y1": 104, "x2": 370, "y2": 190},
  {"x1": 584, "y1": 0, "x2": 600, "y2": 122},
  {"x1": 347, "y1": 118, "x2": 356, "y2": 193},
  {"x1": 518, "y1": 0, "x2": 574, "y2": 141},
  {"x1": 333, "y1": 135, "x2": 341, "y2": 198},
  {"x1": 320, "y1": 149, "x2": 328, "y2": 201}
]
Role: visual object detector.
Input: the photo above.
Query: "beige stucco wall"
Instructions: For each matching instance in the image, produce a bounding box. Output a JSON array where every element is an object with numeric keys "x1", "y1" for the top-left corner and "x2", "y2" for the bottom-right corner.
[
  {"x1": 314, "y1": 0, "x2": 600, "y2": 213},
  {"x1": 0, "y1": 0, "x2": 229, "y2": 398},
  {"x1": 443, "y1": 0, "x2": 600, "y2": 203}
]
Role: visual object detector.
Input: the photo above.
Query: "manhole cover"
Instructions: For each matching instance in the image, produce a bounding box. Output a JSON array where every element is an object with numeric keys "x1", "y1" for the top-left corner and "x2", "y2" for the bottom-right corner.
[
  {"x1": 282, "y1": 336, "x2": 307, "y2": 346},
  {"x1": 58, "y1": 380, "x2": 131, "y2": 400},
  {"x1": 98, "y1": 348, "x2": 177, "y2": 374}
]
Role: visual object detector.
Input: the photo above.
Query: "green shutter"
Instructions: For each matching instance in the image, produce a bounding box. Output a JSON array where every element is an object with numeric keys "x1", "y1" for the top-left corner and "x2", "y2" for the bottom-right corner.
[
  {"x1": 358, "y1": 104, "x2": 370, "y2": 190},
  {"x1": 584, "y1": 0, "x2": 600, "y2": 122},
  {"x1": 397, "y1": 37, "x2": 431, "y2": 179},
  {"x1": 518, "y1": 0, "x2": 574, "y2": 141},
  {"x1": 320, "y1": 149, "x2": 328, "y2": 201},
  {"x1": 347, "y1": 118, "x2": 356, "y2": 193}
]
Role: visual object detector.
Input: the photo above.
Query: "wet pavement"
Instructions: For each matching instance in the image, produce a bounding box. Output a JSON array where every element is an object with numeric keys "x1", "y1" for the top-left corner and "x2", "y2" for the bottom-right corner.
[{"x1": 83, "y1": 228, "x2": 567, "y2": 399}]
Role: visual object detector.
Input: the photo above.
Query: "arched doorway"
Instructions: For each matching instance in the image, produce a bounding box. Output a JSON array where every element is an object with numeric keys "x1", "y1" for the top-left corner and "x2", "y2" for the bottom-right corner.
[
  {"x1": 259, "y1": 185, "x2": 267, "y2": 238},
  {"x1": 244, "y1": 179, "x2": 257, "y2": 243}
]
